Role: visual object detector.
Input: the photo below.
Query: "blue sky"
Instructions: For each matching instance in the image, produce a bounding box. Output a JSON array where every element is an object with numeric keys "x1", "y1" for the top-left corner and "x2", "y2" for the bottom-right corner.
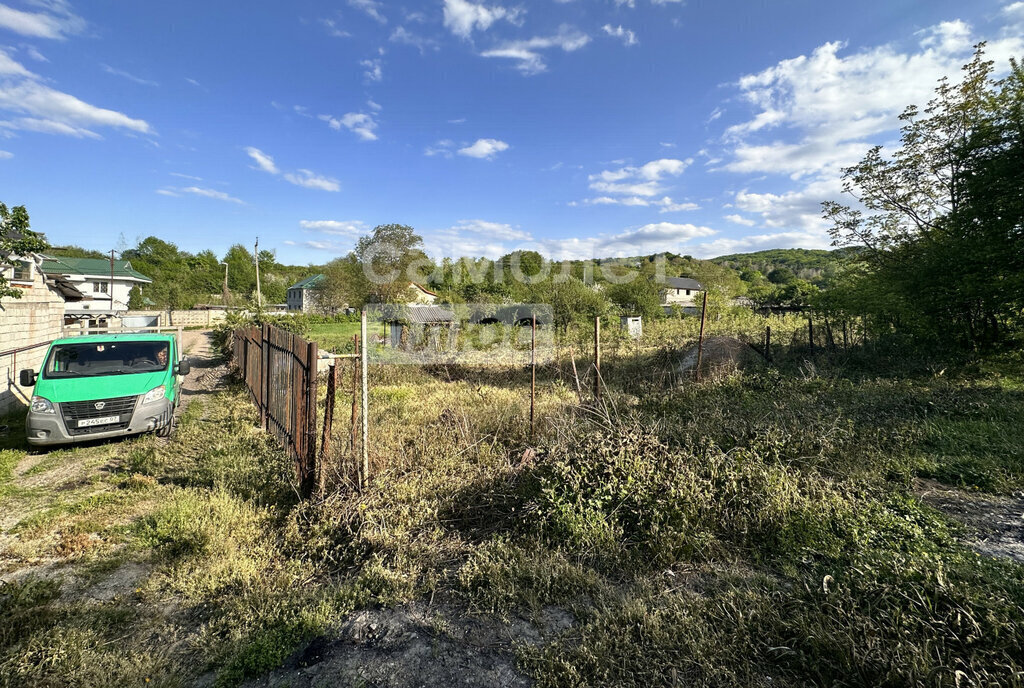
[{"x1": 1, "y1": 0, "x2": 1022, "y2": 265}]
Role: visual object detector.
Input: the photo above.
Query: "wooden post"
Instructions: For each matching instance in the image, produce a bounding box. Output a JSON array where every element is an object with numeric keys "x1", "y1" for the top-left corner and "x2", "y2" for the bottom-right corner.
[
  {"x1": 261, "y1": 323, "x2": 270, "y2": 430},
  {"x1": 695, "y1": 290, "x2": 708, "y2": 381},
  {"x1": 320, "y1": 362, "x2": 338, "y2": 488},
  {"x1": 808, "y1": 318, "x2": 815, "y2": 354},
  {"x1": 530, "y1": 315, "x2": 536, "y2": 442},
  {"x1": 593, "y1": 316, "x2": 601, "y2": 402},
  {"x1": 765, "y1": 325, "x2": 772, "y2": 362},
  {"x1": 360, "y1": 310, "x2": 369, "y2": 490},
  {"x1": 569, "y1": 345, "x2": 583, "y2": 403},
  {"x1": 304, "y1": 340, "x2": 318, "y2": 498}
]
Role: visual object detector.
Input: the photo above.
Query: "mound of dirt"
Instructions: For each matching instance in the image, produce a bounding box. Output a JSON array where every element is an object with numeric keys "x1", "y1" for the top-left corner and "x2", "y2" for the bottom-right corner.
[{"x1": 676, "y1": 336, "x2": 766, "y2": 380}]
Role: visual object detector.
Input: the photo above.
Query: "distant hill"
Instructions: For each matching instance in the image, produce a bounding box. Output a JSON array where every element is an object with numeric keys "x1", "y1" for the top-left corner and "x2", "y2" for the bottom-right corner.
[{"x1": 710, "y1": 247, "x2": 859, "y2": 284}]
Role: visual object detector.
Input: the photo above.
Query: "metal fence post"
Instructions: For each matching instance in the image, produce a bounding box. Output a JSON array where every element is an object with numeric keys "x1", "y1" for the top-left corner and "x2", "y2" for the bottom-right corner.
[
  {"x1": 593, "y1": 316, "x2": 601, "y2": 402},
  {"x1": 360, "y1": 310, "x2": 369, "y2": 490},
  {"x1": 530, "y1": 315, "x2": 536, "y2": 442}
]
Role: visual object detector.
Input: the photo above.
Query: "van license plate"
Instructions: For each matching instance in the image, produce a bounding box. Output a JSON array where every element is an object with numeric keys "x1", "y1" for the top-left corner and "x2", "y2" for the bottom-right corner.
[{"x1": 78, "y1": 416, "x2": 120, "y2": 428}]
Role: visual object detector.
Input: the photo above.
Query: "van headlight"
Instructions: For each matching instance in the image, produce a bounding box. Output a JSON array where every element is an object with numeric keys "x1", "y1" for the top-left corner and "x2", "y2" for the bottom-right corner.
[
  {"x1": 31, "y1": 396, "x2": 55, "y2": 414},
  {"x1": 142, "y1": 386, "x2": 166, "y2": 404}
]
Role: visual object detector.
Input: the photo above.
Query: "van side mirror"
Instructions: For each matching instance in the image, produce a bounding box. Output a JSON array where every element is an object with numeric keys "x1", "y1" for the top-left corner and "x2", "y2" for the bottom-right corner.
[
  {"x1": 19, "y1": 369, "x2": 37, "y2": 386},
  {"x1": 176, "y1": 360, "x2": 191, "y2": 376}
]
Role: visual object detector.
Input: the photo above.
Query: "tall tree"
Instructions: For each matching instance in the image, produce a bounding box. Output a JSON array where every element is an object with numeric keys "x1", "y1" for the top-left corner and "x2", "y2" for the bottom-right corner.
[
  {"x1": 0, "y1": 204, "x2": 48, "y2": 300},
  {"x1": 823, "y1": 45, "x2": 1024, "y2": 348},
  {"x1": 353, "y1": 223, "x2": 429, "y2": 303}
]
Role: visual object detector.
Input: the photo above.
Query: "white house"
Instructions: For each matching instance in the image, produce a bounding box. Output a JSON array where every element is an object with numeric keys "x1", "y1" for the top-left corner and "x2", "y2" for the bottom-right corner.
[
  {"x1": 659, "y1": 276, "x2": 705, "y2": 314},
  {"x1": 39, "y1": 255, "x2": 152, "y2": 318}
]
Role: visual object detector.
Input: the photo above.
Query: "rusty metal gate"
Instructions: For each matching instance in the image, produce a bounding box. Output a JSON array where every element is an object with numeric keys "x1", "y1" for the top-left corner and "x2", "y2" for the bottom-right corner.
[{"x1": 232, "y1": 324, "x2": 318, "y2": 496}]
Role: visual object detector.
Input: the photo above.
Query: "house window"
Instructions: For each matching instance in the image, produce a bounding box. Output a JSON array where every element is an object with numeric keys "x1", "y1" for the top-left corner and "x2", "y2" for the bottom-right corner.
[
  {"x1": 686, "y1": 289, "x2": 691, "y2": 296},
  {"x1": 676, "y1": 288, "x2": 681, "y2": 295},
  {"x1": 94, "y1": 281, "x2": 109, "y2": 294},
  {"x1": 11, "y1": 260, "x2": 32, "y2": 282}
]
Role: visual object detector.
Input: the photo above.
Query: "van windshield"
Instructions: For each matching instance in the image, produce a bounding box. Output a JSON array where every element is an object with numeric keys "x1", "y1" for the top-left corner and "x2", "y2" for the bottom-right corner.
[{"x1": 45, "y1": 341, "x2": 171, "y2": 379}]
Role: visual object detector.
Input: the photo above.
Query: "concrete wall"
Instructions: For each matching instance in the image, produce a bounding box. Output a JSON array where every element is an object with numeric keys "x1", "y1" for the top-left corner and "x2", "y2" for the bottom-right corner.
[
  {"x1": 114, "y1": 310, "x2": 227, "y2": 328},
  {"x1": 0, "y1": 262, "x2": 66, "y2": 417},
  {"x1": 661, "y1": 288, "x2": 700, "y2": 307}
]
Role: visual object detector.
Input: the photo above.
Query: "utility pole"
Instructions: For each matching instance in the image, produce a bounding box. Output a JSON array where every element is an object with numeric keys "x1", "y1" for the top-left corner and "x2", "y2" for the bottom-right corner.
[
  {"x1": 254, "y1": 237, "x2": 263, "y2": 309},
  {"x1": 220, "y1": 261, "x2": 230, "y2": 307},
  {"x1": 109, "y1": 249, "x2": 116, "y2": 313}
]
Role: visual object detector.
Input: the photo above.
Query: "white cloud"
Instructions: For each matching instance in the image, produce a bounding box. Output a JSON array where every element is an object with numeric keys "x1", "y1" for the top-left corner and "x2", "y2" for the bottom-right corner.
[
  {"x1": 0, "y1": 1, "x2": 85, "y2": 40},
  {"x1": 360, "y1": 57, "x2": 383, "y2": 82},
  {"x1": 348, "y1": 0, "x2": 386, "y2": 24},
  {"x1": 587, "y1": 158, "x2": 691, "y2": 197},
  {"x1": 480, "y1": 26, "x2": 589, "y2": 74},
  {"x1": 457, "y1": 138, "x2": 509, "y2": 159},
  {"x1": 300, "y1": 220, "x2": 367, "y2": 236},
  {"x1": 724, "y1": 214, "x2": 756, "y2": 226},
  {"x1": 319, "y1": 17, "x2": 351, "y2": 38},
  {"x1": 158, "y1": 186, "x2": 244, "y2": 204},
  {"x1": 283, "y1": 169, "x2": 340, "y2": 192},
  {"x1": 390, "y1": 26, "x2": 439, "y2": 52},
  {"x1": 244, "y1": 147, "x2": 339, "y2": 192},
  {"x1": 169, "y1": 171, "x2": 202, "y2": 181},
  {"x1": 424, "y1": 139, "x2": 455, "y2": 157},
  {"x1": 541, "y1": 222, "x2": 717, "y2": 260},
  {"x1": 580, "y1": 195, "x2": 698, "y2": 212},
  {"x1": 320, "y1": 111, "x2": 379, "y2": 141},
  {"x1": 448, "y1": 219, "x2": 531, "y2": 241},
  {"x1": 716, "y1": 15, "x2": 1024, "y2": 232},
  {"x1": 102, "y1": 64, "x2": 158, "y2": 86},
  {"x1": 0, "y1": 149, "x2": 11, "y2": 158},
  {"x1": 602, "y1": 24, "x2": 637, "y2": 46},
  {"x1": 21, "y1": 44, "x2": 47, "y2": 62},
  {"x1": 245, "y1": 146, "x2": 279, "y2": 174},
  {"x1": 442, "y1": 0, "x2": 520, "y2": 39},
  {"x1": 0, "y1": 55, "x2": 152, "y2": 137},
  {"x1": 733, "y1": 177, "x2": 844, "y2": 232},
  {"x1": 0, "y1": 46, "x2": 33, "y2": 76}
]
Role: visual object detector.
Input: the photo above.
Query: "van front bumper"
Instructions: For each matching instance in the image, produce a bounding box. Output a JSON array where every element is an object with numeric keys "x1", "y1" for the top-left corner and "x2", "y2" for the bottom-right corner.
[{"x1": 25, "y1": 397, "x2": 174, "y2": 447}]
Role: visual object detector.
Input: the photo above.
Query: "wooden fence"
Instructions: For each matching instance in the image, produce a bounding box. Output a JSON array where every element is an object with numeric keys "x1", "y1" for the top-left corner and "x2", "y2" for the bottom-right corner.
[{"x1": 232, "y1": 324, "x2": 319, "y2": 497}]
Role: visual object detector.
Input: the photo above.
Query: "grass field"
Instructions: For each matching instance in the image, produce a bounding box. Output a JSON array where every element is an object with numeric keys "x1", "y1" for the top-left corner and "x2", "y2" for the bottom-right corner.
[
  {"x1": 307, "y1": 320, "x2": 365, "y2": 354},
  {"x1": 1, "y1": 342, "x2": 1023, "y2": 686}
]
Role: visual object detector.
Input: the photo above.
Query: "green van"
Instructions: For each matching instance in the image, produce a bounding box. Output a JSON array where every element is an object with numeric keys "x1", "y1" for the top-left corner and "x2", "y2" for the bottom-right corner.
[{"x1": 19, "y1": 333, "x2": 191, "y2": 447}]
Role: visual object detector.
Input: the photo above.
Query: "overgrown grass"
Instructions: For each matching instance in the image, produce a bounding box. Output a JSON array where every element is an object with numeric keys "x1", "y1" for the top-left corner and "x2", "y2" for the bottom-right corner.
[{"x1": 3, "y1": 343, "x2": 1023, "y2": 686}]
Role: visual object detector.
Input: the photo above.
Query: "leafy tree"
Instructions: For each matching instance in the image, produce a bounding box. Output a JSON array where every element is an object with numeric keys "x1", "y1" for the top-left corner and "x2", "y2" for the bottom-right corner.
[
  {"x1": 128, "y1": 285, "x2": 145, "y2": 310},
  {"x1": 606, "y1": 278, "x2": 662, "y2": 320},
  {"x1": 0, "y1": 203, "x2": 48, "y2": 300},
  {"x1": 824, "y1": 45, "x2": 1024, "y2": 348},
  {"x1": 353, "y1": 223, "x2": 429, "y2": 303},
  {"x1": 317, "y1": 254, "x2": 371, "y2": 310},
  {"x1": 47, "y1": 245, "x2": 106, "y2": 259},
  {"x1": 767, "y1": 267, "x2": 797, "y2": 285},
  {"x1": 548, "y1": 277, "x2": 608, "y2": 332}
]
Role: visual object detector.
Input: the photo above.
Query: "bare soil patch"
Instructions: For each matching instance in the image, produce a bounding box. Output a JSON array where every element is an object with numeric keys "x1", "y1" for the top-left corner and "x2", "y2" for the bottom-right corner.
[{"x1": 916, "y1": 478, "x2": 1024, "y2": 563}]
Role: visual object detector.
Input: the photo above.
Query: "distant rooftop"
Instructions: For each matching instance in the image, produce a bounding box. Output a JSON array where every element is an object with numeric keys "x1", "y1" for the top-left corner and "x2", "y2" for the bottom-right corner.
[
  {"x1": 289, "y1": 274, "x2": 325, "y2": 290},
  {"x1": 40, "y1": 256, "x2": 152, "y2": 282},
  {"x1": 662, "y1": 277, "x2": 704, "y2": 290}
]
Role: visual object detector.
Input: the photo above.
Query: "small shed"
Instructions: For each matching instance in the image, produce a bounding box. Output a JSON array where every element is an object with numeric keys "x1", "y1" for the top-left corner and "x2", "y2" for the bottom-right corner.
[
  {"x1": 620, "y1": 315, "x2": 642, "y2": 338},
  {"x1": 386, "y1": 305, "x2": 456, "y2": 349}
]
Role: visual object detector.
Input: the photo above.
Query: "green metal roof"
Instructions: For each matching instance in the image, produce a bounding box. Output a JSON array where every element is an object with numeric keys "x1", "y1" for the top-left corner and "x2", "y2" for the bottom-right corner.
[
  {"x1": 288, "y1": 274, "x2": 325, "y2": 290},
  {"x1": 40, "y1": 256, "x2": 153, "y2": 282},
  {"x1": 52, "y1": 333, "x2": 176, "y2": 345}
]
